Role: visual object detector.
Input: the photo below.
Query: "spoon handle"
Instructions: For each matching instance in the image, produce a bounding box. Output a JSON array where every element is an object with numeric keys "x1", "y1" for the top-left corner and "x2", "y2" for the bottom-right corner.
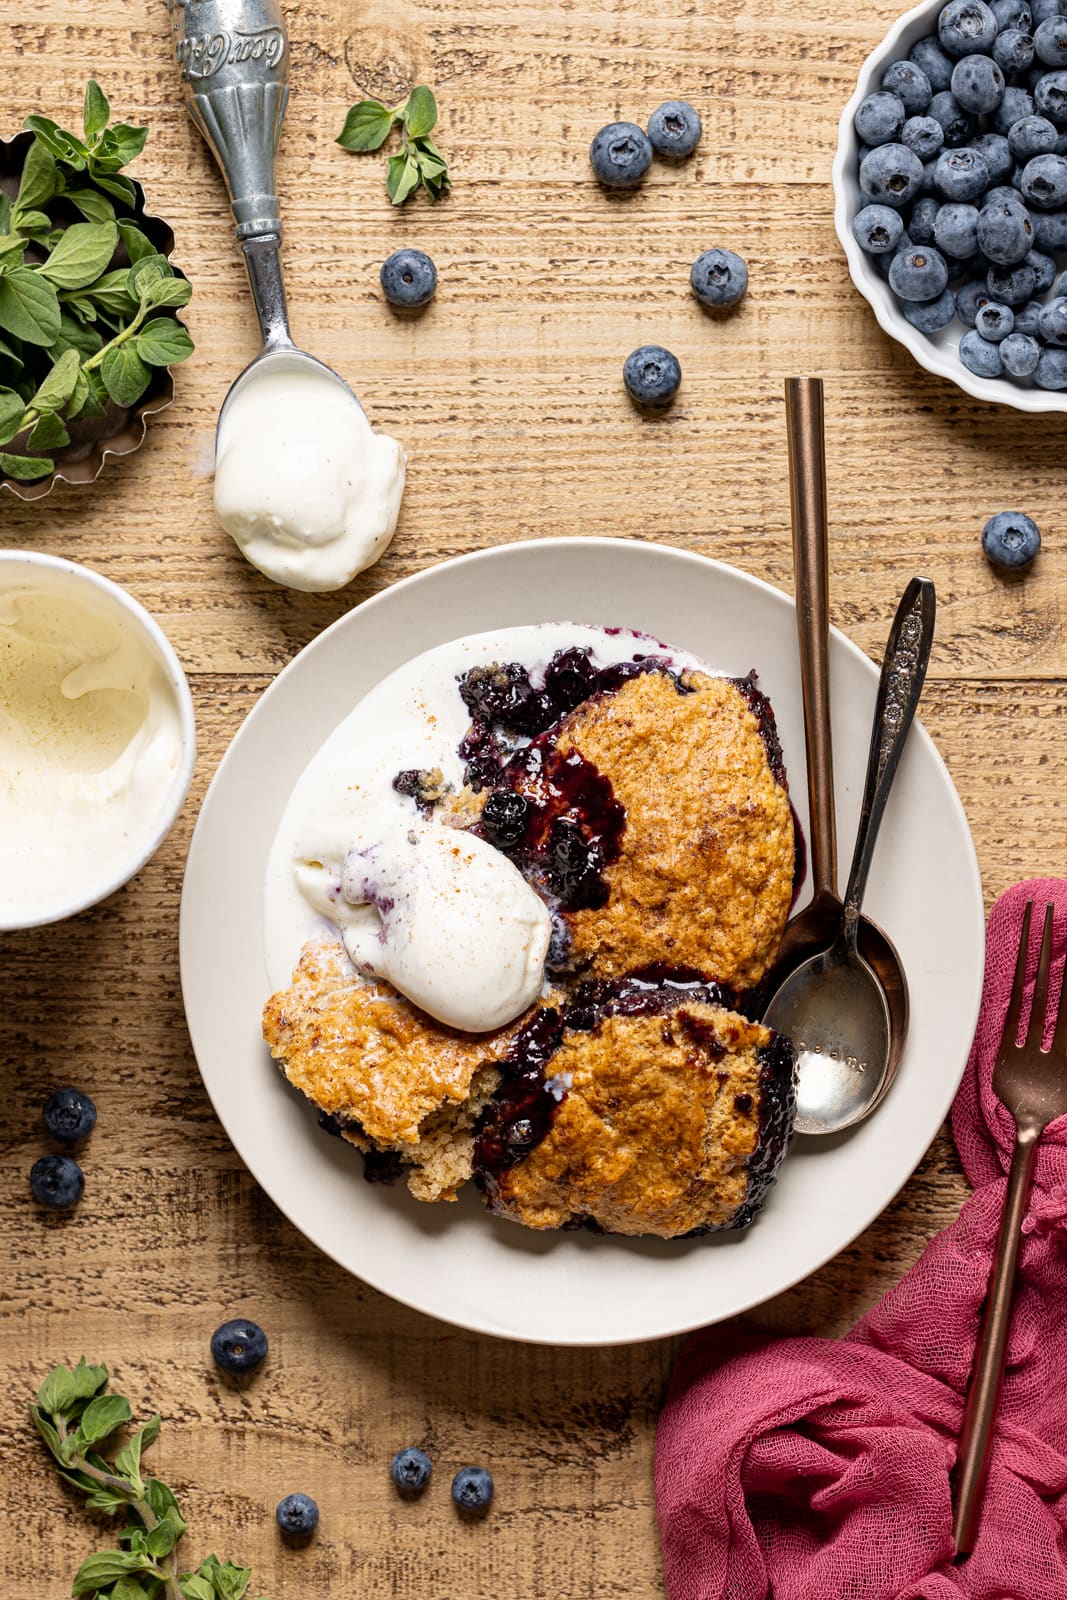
[
  {"x1": 842, "y1": 577, "x2": 936, "y2": 951},
  {"x1": 785, "y1": 377, "x2": 837, "y2": 901}
]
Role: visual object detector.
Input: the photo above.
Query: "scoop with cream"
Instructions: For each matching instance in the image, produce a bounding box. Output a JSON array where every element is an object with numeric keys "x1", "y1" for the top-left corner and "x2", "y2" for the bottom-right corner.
[{"x1": 213, "y1": 361, "x2": 406, "y2": 593}]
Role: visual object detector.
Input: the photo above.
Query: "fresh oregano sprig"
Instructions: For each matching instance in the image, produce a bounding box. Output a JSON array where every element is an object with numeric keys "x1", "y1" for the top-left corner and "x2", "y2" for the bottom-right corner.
[
  {"x1": 336, "y1": 84, "x2": 450, "y2": 204},
  {"x1": 30, "y1": 1359, "x2": 268, "y2": 1600},
  {"x1": 0, "y1": 80, "x2": 194, "y2": 482}
]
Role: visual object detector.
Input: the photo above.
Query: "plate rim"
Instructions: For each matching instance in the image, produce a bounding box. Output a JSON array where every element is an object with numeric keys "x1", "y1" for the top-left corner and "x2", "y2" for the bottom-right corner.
[{"x1": 180, "y1": 536, "x2": 985, "y2": 1345}]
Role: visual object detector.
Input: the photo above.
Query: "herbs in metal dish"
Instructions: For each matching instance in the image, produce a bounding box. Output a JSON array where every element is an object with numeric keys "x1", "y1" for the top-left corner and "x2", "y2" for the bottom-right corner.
[
  {"x1": 0, "y1": 81, "x2": 193, "y2": 483},
  {"x1": 336, "y1": 85, "x2": 450, "y2": 204}
]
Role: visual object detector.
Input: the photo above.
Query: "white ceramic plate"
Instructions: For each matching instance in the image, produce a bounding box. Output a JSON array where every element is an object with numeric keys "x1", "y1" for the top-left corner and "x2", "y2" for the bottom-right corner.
[
  {"x1": 180, "y1": 539, "x2": 984, "y2": 1346},
  {"x1": 832, "y1": 0, "x2": 1067, "y2": 415}
]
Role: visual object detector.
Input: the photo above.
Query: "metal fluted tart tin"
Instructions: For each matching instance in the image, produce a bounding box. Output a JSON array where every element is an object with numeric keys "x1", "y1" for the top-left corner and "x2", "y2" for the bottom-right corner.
[{"x1": 0, "y1": 131, "x2": 189, "y2": 502}]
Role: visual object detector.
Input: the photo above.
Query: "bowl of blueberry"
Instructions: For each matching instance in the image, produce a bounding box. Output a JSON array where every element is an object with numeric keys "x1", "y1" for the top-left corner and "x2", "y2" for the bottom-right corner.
[{"x1": 833, "y1": 0, "x2": 1067, "y2": 409}]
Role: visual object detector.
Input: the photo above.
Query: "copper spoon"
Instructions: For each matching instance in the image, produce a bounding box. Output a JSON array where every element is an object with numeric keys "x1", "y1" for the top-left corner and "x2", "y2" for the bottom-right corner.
[
  {"x1": 953, "y1": 900, "x2": 1067, "y2": 1555},
  {"x1": 760, "y1": 377, "x2": 911, "y2": 1131}
]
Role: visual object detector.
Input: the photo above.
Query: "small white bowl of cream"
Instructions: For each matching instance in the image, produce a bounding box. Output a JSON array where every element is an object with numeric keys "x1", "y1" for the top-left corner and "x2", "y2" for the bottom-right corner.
[{"x1": 0, "y1": 551, "x2": 196, "y2": 931}]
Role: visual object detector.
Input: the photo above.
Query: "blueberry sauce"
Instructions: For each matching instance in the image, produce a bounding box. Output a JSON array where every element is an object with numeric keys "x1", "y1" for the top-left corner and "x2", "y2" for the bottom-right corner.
[
  {"x1": 316, "y1": 1110, "x2": 408, "y2": 1185},
  {"x1": 473, "y1": 1008, "x2": 567, "y2": 1191}
]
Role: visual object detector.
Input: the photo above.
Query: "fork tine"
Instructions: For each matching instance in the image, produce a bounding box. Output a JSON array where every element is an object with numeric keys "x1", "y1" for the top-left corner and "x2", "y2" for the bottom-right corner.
[
  {"x1": 1000, "y1": 900, "x2": 1033, "y2": 1053},
  {"x1": 1026, "y1": 903, "x2": 1055, "y2": 1049}
]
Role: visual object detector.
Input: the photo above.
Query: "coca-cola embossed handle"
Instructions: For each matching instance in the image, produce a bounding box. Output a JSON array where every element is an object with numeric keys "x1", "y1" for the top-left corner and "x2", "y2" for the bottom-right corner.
[{"x1": 165, "y1": 0, "x2": 290, "y2": 241}]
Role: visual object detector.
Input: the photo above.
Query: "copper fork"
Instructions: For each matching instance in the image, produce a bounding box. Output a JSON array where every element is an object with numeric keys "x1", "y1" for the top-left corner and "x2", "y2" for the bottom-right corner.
[{"x1": 953, "y1": 900, "x2": 1067, "y2": 1554}]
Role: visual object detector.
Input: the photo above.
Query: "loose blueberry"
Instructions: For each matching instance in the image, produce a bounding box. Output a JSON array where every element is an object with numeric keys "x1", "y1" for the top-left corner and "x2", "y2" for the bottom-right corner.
[
  {"x1": 902, "y1": 115, "x2": 946, "y2": 160},
  {"x1": 276, "y1": 1493, "x2": 319, "y2": 1542},
  {"x1": 910, "y1": 35, "x2": 957, "y2": 92},
  {"x1": 933, "y1": 145, "x2": 991, "y2": 198},
  {"x1": 30, "y1": 1154, "x2": 83, "y2": 1210},
  {"x1": 481, "y1": 790, "x2": 531, "y2": 848},
  {"x1": 860, "y1": 143, "x2": 925, "y2": 205},
  {"x1": 960, "y1": 327, "x2": 1006, "y2": 373},
  {"x1": 976, "y1": 195, "x2": 1034, "y2": 261},
  {"x1": 956, "y1": 277, "x2": 993, "y2": 323},
  {"x1": 623, "y1": 344, "x2": 681, "y2": 407},
  {"x1": 982, "y1": 510, "x2": 1041, "y2": 569},
  {"x1": 972, "y1": 132, "x2": 1014, "y2": 185},
  {"x1": 889, "y1": 245, "x2": 950, "y2": 299},
  {"x1": 380, "y1": 249, "x2": 437, "y2": 309},
  {"x1": 1009, "y1": 114, "x2": 1059, "y2": 161},
  {"x1": 589, "y1": 122, "x2": 653, "y2": 188},
  {"x1": 1034, "y1": 70, "x2": 1067, "y2": 125},
  {"x1": 1013, "y1": 296, "x2": 1046, "y2": 333},
  {"x1": 909, "y1": 195, "x2": 942, "y2": 243},
  {"x1": 391, "y1": 1447, "x2": 432, "y2": 1496},
  {"x1": 690, "y1": 246, "x2": 749, "y2": 306},
  {"x1": 646, "y1": 100, "x2": 702, "y2": 157},
  {"x1": 939, "y1": 0, "x2": 999, "y2": 58},
  {"x1": 951, "y1": 54, "x2": 1005, "y2": 114},
  {"x1": 929, "y1": 89, "x2": 977, "y2": 145},
  {"x1": 986, "y1": 252, "x2": 1041, "y2": 301},
  {"x1": 993, "y1": 27, "x2": 1036, "y2": 74},
  {"x1": 1030, "y1": 246, "x2": 1057, "y2": 289},
  {"x1": 210, "y1": 1318, "x2": 269, "y2": 1375},
  {"x1": 1038, "y1": 292, "x2": 1067, "y2": 340},
  {"x1": 855, "y1": 92, "x2": 907, "y2": 145},
  {"x1": 1034, "y1": 344, "x2": 1067, "y2": 384},
  {"x1": 975, "y1": 300, "x2": 1015, "y2": 338},
  {"x1": 1019, "y1": 151, "x2": 1067, "y2": 205},
  {"x1": 853, "y1": 203, "x2": 906, "y2": 252},
  {"x1": 935, "y1": 201, "x2": 980, "y2": 256},
  {"x1": 990, "y1": 0, "x2": 1033, "y2": 31},
  {"x1": 882, "y1": 59, "x2": 934, "y2": 114},
  {"x1": 1032, "y1": 0, "x2": 1065, "y2": 22},
  {"x1": 1032, "y1": 206, "x2": 1067, "y2": 247},
  {"x1": 1034, "y1": 16, "x2": 1067, "y2": 63},
  {"x1": 543, "y1": 645, "x2": 599, "y2": 710},
  {"x1": 1000, "y1": 329, "x2": 1042, "y2": 372},
  {"x1": 903, "y1": 286, "x2": 959, "y2": 329},
  {"x1": 451, "y1": 1466, "x2": 494, "y2": 1515},
  {"x1": 42, "y1": 1087, "x2": 97, "y2": 1147},
  {"x1": 993, "y1": 86, "x2": 1036, "y2": 135}
]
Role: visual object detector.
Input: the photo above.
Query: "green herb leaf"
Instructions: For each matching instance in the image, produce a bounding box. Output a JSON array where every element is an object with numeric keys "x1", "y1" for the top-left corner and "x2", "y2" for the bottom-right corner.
[
  {"x1": 141, "y1": 278, "x2": 192, "y2": 312},
  {"x1": 55, "y1": 312, "x2": 103, "y2": 360},
  {"x1": 104, "y1": 124, "x2": 149, "y2": 166},
  {"x1": 71, "y1": 1549, "x2": 150, "y2": 1595},
  {"x1": 40, "y1": 221, "x2": 118, "y2": 291},
  {"x1": 136, "y1": 318, "x2": 194, "y2": 366},
  {"x1": 146, "y1": 1520, "x2": 176, "y2": 1559},
  {"x1": 0, "y1": 268, "x2": 60, "y2": 344},
  {"x1": 38, "y1": 1365, "x2": 78, "y2": 1417},
  {"x1": 0, "y1": 449, "x2": 54, "y2": 480},
  {"x1": 23, "y1": 115, "x2": 84, "y2": 166},
  {"x1": 27, "y1": 412, "x2": 70, "y2": 452},
  {"x1": 77, "y1": 1392, "x2": 132, "y2": 1445},
  {"x1": 144, "y1": 1477, "x2": 187, "y2": 1539},
  {"x1": 386, "y1": 153, "x2": 421, "y2": 205},
  {"x1": 15, "y1": 139, "x2": 59, "y2": 216},
  {"x1": 0, "y1": 193, "x2": 11, "y2": 234},
  {"x1": 127, "y1": 254, "x2": 170, "y2": 295},
  {"x1": 0, "y1": 235, "x2": 26, "y2": 271},
  {"x1": 111, "y1": 1579, "x2": 152, "y2": 1600},
  {"x1": 179, "y1": 1579, "x2": 215, "y2": 1600},
  {"x1": 404, "y1": 85, "x2": 438, "y2": 139},
  {"x1": 114, "y1": 1414, "x2": 161, "y2": 1494},
  {"x1": 69, "y1": 368, "x2": 106, "y2": 418},
  {"x1": 79, "y1": 268, "x2": 136, "y2": 318},
  {"x1": 336, "y1": 99, "x2": 394, "y2": 152},
  {"x1": 28, "y1": 1402, "x2": 65, "y2": 1460},
  {"x1": 65, "y1": 188, "x2": 116, "y2": 224},
  {"x1": 117, "y1": 221, "x2": 154, "y2": 263},
  {"x1": 92, "y1": 172, "x2": 136, "y2": 206},
  {"x1": 16, "y1": 210, "x2": 55, "y2": 238},
  {"x1": 83, "y1": 1483, "x2": 131, "y2": 1516},
  {"x1": 100, "y1": 342, "x2": 150, "y2": 407},
  {"x1": 30, "y1": 345, "x2": 81, "y2": 411},
  {"x1": 83, "y1": 81, "x2": 110, "y2": 143}
]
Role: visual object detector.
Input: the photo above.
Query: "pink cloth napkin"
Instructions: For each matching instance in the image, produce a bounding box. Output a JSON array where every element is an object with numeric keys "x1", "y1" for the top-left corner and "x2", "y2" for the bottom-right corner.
[{"x1": 655, "y1": 881, "x2": 1067, "y2": 1600}]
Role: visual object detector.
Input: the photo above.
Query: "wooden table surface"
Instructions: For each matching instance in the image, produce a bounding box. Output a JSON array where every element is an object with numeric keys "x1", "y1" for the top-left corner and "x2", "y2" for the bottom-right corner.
[{"x1": 2, "y1": 0, "x2": 1064, "y2": 1593}]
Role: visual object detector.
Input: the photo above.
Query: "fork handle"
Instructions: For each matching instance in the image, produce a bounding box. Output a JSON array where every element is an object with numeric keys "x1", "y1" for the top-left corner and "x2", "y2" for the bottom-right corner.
[{"x1": 953, "y1": 1125, "x2": 1039, "y2": 1554}]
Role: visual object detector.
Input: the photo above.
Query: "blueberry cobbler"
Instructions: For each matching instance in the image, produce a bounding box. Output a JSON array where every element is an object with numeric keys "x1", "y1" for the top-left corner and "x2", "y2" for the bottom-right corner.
[{"x1": 262, "y1": 626, "x2": 799, "y2": 1240}]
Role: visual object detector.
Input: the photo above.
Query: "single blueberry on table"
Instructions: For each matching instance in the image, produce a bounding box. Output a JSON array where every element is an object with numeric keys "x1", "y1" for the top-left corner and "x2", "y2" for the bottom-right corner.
[
  {"x1": 42, "y1": 1087, "x2": 97, "y2": 1147},
  {"x1": 882, "y1": 59, "x2": 934, "y2": 114},
  {"x1": 993, "y1": 86, "x2": 1035, "y2": 135},
  {"x1": 903, "y1": 286, "x2": 959, "y2": 330},
  {"x1": 855, "y1": 91, "x2": 907, "y2": 144},
  {"x1": 933, "y1": 145, "x2": 991, "y2": 198},
  {"x1": 860, "y1": 142, "x2": 925, "y2": 205},
  {"x1": 1019, "y1": 151, "x2": 1067, "y2": 205},
  {"x1": 909, "y1": 194, "x2": 942, "y2": 242},
  {"x1": 990, "y1": 0, "x2": 1033, "y2": 29},
  {"x1": 889, "y1": 245, "x2": 950, "y2": 299},
  {"x1": 976, "y1": 195, "x2": 1034, "y2": 262},
  {"x1": 1034, "y1": 70, "x2": 1067, "y2": 124},
  {"x1": 1034, "y1": 16, "x2": 1067, "y2": 63},
  {"x1": 589, "y1": 122, "x2": 653, "y2": 187},
  {"x1": 910, "y1": 34, "x2": 957, "y2": 92},
  {"x1": 972, "y1": 132, "x2": 1013, "y2": 185},
  {"x1": 960, "y1": 327, "x2": 1006, "y2": 374},
  {"x1": 853, "y1": 203, "x2": 906, "y2": 252},
  {"x1": 690, "y1": 246, "x2": 749, "y2": 306},
  {"x1": 956, "y1": 277, "x2": 993, "y2": 323},
  {"x1": 928, "y1": 89, "x2": 976, "y2": 145},
  {"x1": 391, "y1": 1447, "x2": 433, "y2": 1496},
  {"x1": 451, "y1": 1466, "x2": 494, "y2": 1515},
  {"x1": 1038, "y1": 293, "x2": 1067, "y2": 340},
  {"x1": 276, "y1": 1493, "x2": 319, "y2": 1542},
  {"x1": 623, "y1": 344, "x2": 681, "y2": 406},
  {"x1": 939, "y1": 0, "x2": 999, "y2": 58},
  {"x1": 380, "y1": 249, "x2": 437, "y2": 308},
  {"x1": 982, "y1": 511, "x2": 1041, "y2": 569},
  {"x1": 951, "y1": 54, "x2": 1005, "y2": 114},
  {"x1": 935, "y1": 201, "x2": 980, "y2": 256},
  {"x1": 902, "y1": 115, "x2": 946, "y2": 159},
  {"x1": 975, "y1": 300, "x2": 1016, "y2": 338},
  {"x1": 647, "y1": 100, "x2": 702, "y2": 157},
  {"x1": 1000, "y1": 329, "x2": 1042, "y2": 372},
  {"x1": 993, "y1": 27, "x2": 1036, "y2": 75},
  {"x1": 210, "y1": 1318, "x2": 269, "y2": 1375},
  {"x1": 1034, "y1": 344, "x2": 1067, "y2": 384},
  {"x1": 30, "y1": 1154, "x2": 83, "y2": 1210}
]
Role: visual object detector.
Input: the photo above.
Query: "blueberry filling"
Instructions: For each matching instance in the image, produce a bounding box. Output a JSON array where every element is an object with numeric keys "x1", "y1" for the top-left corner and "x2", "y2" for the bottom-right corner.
[{"x1": 473, "y1": 1007, "x2": 567, "y2": 1189}]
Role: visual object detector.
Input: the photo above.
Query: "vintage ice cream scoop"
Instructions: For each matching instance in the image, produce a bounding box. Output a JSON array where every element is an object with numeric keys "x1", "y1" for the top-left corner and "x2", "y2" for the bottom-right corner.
[{"x1": 164, "y1": 0, "x2": 405, "y2": 591}]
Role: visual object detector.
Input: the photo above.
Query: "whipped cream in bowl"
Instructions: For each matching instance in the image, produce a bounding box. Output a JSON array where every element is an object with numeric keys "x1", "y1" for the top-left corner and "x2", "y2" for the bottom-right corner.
[{"x1": 0, "y1": 552, "x2": 196, "y2": 931}]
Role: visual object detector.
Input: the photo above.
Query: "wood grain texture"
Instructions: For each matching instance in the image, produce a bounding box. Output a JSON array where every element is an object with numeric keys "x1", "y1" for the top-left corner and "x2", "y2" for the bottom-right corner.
[{"x1": 0, "y1": 0, "x2": 1062, "y2": 1593}]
